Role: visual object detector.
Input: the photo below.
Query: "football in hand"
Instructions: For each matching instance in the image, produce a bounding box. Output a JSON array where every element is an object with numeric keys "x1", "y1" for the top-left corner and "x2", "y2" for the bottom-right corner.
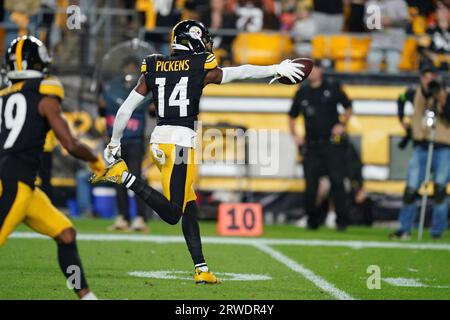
[{"x1": 277, "y1": 58, "x2": 314, "y2": 85}]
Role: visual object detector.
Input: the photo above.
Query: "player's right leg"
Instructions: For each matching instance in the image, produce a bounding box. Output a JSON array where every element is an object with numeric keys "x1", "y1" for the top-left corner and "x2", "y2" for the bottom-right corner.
[
  {"x1": 90, "y1": 148, "x2": 183, "y2": 225},
  {"x1": 24, "y1": 187, "x2": 97, "y2": 299},
  {"x1": 0, "y1": 179, "x2": 32, "y2": 247}
]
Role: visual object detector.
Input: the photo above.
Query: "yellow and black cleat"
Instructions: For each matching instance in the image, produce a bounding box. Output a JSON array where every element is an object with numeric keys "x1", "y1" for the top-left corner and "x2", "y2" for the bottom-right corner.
[
  {"x1": 194, "y1": 268, "x2": 221, "y2": 285},
  {"x1": 89, "y1": 159, "x2": 128, "y2": 185}
]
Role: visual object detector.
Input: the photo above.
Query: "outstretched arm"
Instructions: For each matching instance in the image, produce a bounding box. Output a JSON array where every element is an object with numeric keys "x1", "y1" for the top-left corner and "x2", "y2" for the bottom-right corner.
[
  {"x1": 204, "y1": 60, "x2": 305, "y2": 86},
  {"x1": 105, "y1": 75, "x2": 148, "y2": 163},
  {"x1": 38, "y1": 96, "x2": 105, "y2": 174},
  {"x1": 110, "y1": 75, "x2": 148, "y2": 144}
]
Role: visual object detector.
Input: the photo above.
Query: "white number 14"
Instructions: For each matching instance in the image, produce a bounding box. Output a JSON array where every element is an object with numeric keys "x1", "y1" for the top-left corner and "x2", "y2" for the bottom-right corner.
[{"x1": 155, "y1": 77, "x2": 190, "y2": 117}]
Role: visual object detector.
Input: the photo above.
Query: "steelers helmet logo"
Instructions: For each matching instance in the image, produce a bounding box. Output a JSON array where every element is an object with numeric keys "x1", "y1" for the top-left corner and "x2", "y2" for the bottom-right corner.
[{"x1": 189, "y1": 26, "x2": 202, "y2": 40}]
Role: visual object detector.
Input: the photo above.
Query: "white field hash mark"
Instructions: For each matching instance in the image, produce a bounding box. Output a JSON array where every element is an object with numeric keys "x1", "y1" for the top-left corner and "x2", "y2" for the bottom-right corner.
[
  {"x1": 129, "y1": 270, "x2": 272, "y2": 281},
  {"x1": 255, "y1": 244, "x2": 355, "y2": 300},
  {"x1": 383, "y1": 278, "x2": 449, "y2": 289}
]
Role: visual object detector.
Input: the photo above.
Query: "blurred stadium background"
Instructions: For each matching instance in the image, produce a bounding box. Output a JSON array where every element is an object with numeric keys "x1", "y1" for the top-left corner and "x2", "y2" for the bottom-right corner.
[{"x1": 1, "y1": 0, "x2": 449, "y2": 229}]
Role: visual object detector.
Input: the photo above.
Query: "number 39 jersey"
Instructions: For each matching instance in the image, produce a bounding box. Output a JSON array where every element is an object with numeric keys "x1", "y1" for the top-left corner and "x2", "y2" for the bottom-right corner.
[
  {"x1": 141, "y1": 52, "x2": 218, "y2": 130},
  {"x1": 0, "y1": 77, "x2": 64, "y2": 186}
]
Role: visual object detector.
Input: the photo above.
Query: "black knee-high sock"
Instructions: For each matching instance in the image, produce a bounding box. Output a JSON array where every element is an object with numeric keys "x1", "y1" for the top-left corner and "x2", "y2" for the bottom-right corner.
[
  {"x1": 124, "y1": 174, "x2": 182, "y2": 225},
  {"x1": 57, "y1": 242, "x2": 88, "y2": 292},
  {"x1": 182, "y1": 201, "x2": 206, "y2": 268}
]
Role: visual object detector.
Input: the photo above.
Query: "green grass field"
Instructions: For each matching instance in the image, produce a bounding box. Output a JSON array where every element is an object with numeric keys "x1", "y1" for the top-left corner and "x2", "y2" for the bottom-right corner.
[{"x1": 1, "y1": 219, "x2": 449, "y2": 300}]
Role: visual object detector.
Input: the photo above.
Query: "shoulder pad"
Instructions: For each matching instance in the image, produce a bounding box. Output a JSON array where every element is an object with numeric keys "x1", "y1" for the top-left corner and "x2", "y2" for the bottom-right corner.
[
  {"x1": 141, "y1": 54, "x2": 165, "y2": 73},
  {"x1": 39, "y1": 76, "x2": 64, "y2": 100},
  {"x1": 204, "y1": 53, "x2": 218, "y2": 70},
  {"x1": 146, "y1": 53, "x2": 165, "y2": 61}
]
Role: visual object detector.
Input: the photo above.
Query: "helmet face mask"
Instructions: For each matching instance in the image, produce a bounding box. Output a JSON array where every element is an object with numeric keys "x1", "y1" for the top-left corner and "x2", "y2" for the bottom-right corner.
[
  {"x1": 5, "y1": 35, "x2": 51, "y2": 80},
  {"x1": 171, "y1": 20, "x2": 213, "y2": 54}
]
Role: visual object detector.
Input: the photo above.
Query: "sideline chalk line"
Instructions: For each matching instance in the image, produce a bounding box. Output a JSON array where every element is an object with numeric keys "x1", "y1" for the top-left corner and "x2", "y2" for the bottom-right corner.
[{"x1": 10, "y1": 232, "x2": 450, "y2": 251}]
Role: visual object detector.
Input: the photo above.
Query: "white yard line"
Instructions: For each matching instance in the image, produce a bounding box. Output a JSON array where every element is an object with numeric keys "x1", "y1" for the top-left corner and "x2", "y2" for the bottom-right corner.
[
  {"x1": 10, "y1": 232, "x2": 450, "y2": 251},
  {"x1": 254, "y1": 243, "x2": 355, "y2": 300}
]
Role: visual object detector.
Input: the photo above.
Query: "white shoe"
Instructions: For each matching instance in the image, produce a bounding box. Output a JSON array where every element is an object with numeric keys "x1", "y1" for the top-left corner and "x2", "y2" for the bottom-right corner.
[
  {"x1": 108, "y1": 215, "x2": 129, "y2": 231},
  {"x1": 81, "y1": 292, "x2": 98, "y2": 300},
  {"x1": 130, "y1": 216, "x2": 149, "y2": 233}
]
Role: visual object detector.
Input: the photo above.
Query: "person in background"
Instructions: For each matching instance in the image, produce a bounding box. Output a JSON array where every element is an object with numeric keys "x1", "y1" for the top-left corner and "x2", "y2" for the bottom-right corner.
[
  {"x1": 198, "y1": 0, "x2": 236, "y2": 66},
  {"x1": 208, "y1": 0, "x2": 239, "y2": 30},
  {"x1": 391, "y1": 70, "x2": 450, "y2": 240},
  {"x1": 279, "y1": 0, "x2": 298, "y2": 31},
  {"x1": 39, "y1": 0, "x2": 56, "y2": 48},
  {"x1": 4, "y1": 0, "x2": 41, "y2": 47},
  {"x1": 347, "y1": 0, "x2": 368, "y2": 33},
  {"x1": 291, "y1": 2, "x2": 316, "y2": 56},
  {"x1": 99, "y1": 57, "x2": 153, "y2": 232},
  {"x1": 419, "y1": 2, "x2": 450, "y2": 71},
  {"x1": 229, "y1": 0, "x2": 279, "y2": 31},
  {"x1": 365, "y1": 0, "x2": 409, "y2": 73},
  {"x1": 311, "y1": 0, "x2": 345, "y2": 34},
  {"x1": 184, "y1": 0, "x2": 210, "y2": 22},
  {"x1": 136, "y1": 0, "x2": 183, "y2": 54},
  {"x1": 315, "y1": 139, "x2": 373, "y2": 227},
  {"x1": 397, "y1": 65, "x2": 439, "y2": 134},
  {"x1": 406, "y1": 0, "x2": 436, "y2": 18},
  {"x1": 288, "y1": 60, "x2": 353, "y2": 231},
  {"x1": 75, "y1": 166, "x2": 93, "y2": 217}
]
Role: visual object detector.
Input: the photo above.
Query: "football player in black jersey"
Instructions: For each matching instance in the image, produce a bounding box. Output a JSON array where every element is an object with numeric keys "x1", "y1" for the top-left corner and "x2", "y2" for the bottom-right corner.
[
  {"x1": 91, "y1": 20, "x2": 305, "y2": 284},
  {"x1": 0, "y1": 36, "x2": 105, "y2": 299}
]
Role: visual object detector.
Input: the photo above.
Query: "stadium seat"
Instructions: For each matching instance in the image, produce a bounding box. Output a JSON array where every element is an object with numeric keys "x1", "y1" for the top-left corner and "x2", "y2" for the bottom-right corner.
[
  {"x1": 311, "y1": 35, "x2": 328, "y2": 59},
  {"x1": 232, "y1": 33, "x2": 293, "y2": 65},
  {"x1": 399, "y1": 37, "x2": 418, "y2": 72},
  {"x1": 335, "y1": 59, "x2": 367, "y2": 72},
  {"x1": 312, "y1": 34, "x2": 371, "y2": 72}
]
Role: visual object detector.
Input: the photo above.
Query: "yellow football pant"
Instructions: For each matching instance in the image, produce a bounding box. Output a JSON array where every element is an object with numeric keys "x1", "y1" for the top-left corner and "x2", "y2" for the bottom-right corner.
[
  {"x1": 150, "y1": 143, "x2": 197, "y2": 212},
  {"x1": 0, "y1": 179, "x2": 73, "y2": 246}
]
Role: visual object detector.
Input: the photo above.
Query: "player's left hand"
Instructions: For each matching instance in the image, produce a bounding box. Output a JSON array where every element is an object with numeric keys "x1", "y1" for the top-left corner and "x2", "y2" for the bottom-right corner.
[
  {"x1": 104, "y1": 142, "x2": 121, "y2": 164},
  {"x1": 89, "y1": 155, "x2": 106, "y2": 176},
  {"x1": 272, "y1": 59, "x2": 305, "y2": 84}
]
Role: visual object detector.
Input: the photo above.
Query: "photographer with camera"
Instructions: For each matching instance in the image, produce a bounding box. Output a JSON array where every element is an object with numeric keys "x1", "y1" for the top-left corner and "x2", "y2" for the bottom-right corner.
[
  {"x1": 391, "y1": 69, "x2": 450, "y2": 240},
  {"x1": 397, "y1": 66, "x2": 439, "y2": 149}
]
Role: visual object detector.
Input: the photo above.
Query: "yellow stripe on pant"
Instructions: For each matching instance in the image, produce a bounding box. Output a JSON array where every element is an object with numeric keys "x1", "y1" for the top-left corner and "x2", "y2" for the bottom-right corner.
[
  {"x1": 150, "y1": 143, "x2": 197, "y2": 212},
  {"x1": 0, "y1": 180, "x2": 73, "y2": 246}
]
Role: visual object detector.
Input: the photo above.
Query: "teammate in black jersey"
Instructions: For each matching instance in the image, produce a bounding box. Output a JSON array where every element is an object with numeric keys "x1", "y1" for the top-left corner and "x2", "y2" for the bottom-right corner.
[
  {"x1": 0, "y1": 36, "x2": 105, "y2": 299},
  {"x1": 91, "y1": 20, "x2": 305, "y2": 284}
]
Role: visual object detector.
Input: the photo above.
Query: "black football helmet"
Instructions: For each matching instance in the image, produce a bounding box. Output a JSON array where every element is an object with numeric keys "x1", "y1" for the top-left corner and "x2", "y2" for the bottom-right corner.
[
  {"x1": 5, "y1": 35, "x2": 51, "y2": 80},
  {"x1": 171, "y1": 20, "x2": 213, "y2": 54}
]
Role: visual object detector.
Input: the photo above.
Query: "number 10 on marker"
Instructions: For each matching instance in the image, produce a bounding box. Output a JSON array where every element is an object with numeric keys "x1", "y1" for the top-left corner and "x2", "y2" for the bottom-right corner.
[{"x1": 217, "y1": 203, "x2": 263, "y2": 237}]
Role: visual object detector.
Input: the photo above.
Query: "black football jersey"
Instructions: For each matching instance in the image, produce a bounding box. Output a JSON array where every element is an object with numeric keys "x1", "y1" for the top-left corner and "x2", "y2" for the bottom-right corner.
[
  {"x1": 141, "y1": 51, "x2": 218, "y2": 129},
  {"x1": 0, "y1": 77, "x2": 64, "y2": 186}
]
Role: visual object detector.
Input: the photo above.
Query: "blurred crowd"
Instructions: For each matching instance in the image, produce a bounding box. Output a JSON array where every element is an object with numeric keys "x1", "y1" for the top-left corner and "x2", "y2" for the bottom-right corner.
[
  {"x1": 132, "y1": 0, "x2": 450, "y2": 72},
  {"x1": 0, "y1": 0, "x2": 449, "y2": 71}
]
